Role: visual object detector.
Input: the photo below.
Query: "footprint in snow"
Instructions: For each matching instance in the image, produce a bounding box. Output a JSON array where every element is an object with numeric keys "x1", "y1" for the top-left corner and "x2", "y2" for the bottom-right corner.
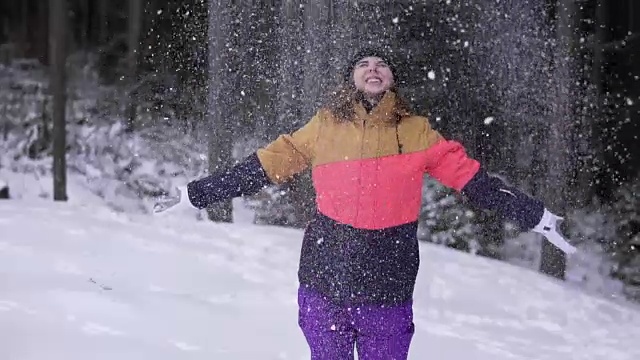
[
  {"x1": 134, "y1": 239, "x2": 177, "y2": 254},
  {"x1": 65, "y1": 228, "x2": 87, "y2": 236},
  {"x1": 57, "y1": 209, "x2": 75, "y2": 216},
  {"x1": 0, "y1": 300, "x2": 38, "y2": 315},
  {"x1": 81, "y1": 322, "x2": 125, "y2": 336},
  {"x1": 0, "y1": 300, "x2": 19, "y2": 311},
  {"x1": 54, "y1": 260, "x2": 84, "y2": 275},
  {"x1": 171, "y1": 340, "x2": 201, "y2": 352}
]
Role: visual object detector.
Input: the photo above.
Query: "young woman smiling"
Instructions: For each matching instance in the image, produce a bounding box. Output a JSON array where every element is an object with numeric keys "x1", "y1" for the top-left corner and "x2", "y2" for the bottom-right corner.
[{"x1": 157, "y1": 46, "x2": 576, "y2": 360}]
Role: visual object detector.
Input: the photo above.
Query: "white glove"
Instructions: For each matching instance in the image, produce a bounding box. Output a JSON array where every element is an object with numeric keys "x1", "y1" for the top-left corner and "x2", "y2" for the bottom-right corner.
[
  {"x1": 531, "y1": 208, "x2": 577, "y2": 254},
  {"x1": 152, "y1": 186, "x2": 197, "y2": 216}
]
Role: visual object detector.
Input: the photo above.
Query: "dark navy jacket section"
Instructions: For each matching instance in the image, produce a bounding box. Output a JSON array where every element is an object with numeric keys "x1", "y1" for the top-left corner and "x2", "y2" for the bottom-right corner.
[
  {"x1": 186, "y1": 152, "x2": 271, "y2": 209},
  {"x1": 298, "y1": 212, "x2": 420, "y2": 306},
  {"x1": 461, "y1": 168, "x2": 544, "y2": 231}
]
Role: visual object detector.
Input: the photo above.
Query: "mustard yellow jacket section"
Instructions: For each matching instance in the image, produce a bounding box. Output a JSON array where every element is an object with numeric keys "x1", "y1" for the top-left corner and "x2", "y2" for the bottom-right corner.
[{"x1": 256, "y1": 91, "x2": 444, "y2": 184}]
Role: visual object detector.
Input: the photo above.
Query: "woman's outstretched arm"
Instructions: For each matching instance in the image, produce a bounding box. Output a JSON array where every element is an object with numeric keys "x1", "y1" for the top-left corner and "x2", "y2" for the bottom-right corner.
[
  {"x1": 186, "y1": 114, "x2": 321, "y2": 209},
  {"x1": 419, "y1": 118, "x2": 576, "y2": 254}
]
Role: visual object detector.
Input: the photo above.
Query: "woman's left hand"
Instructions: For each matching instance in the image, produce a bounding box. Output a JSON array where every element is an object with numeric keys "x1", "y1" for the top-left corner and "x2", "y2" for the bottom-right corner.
[{"x1": 532, "y1": 209, "x2": 577, "y2": 254}]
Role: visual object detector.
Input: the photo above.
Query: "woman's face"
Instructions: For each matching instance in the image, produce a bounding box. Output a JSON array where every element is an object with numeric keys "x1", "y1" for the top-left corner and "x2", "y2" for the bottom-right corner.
[{"x1": 352, "y1": 56, "x2": 394, "y2": 96}]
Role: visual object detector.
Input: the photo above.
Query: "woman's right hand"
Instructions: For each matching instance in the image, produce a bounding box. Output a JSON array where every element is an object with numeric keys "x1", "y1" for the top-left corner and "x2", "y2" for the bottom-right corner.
[{"x1": 153, "y1": 186, "x2": 196, "y2": 216}]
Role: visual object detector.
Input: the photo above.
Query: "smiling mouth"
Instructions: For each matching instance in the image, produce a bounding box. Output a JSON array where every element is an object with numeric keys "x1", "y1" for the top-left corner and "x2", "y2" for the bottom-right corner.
[{"x1": 366, "y1": 78, "x2": 382, "y2": 84}]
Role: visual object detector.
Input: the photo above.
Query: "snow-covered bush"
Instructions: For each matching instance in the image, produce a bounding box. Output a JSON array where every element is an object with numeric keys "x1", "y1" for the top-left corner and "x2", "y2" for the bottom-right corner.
[
  {"x1": 608, "y1": 178, "x2": 640, "y2": 301},
  {"x1": 418, "y1": 175, "x2": 480, "y2": 252},
  {"x1": 563, "y1": 206, "x2": 625, "y2": 299},
  {"x1": 246, "y1": 185, "x2": 299, "y2": 227},
  {"x1": 0, "y1": 56, "x2": 209, "y2": 213},
  {"x1": 245, "y1": 170, "x2": 316, "y2": 229}
]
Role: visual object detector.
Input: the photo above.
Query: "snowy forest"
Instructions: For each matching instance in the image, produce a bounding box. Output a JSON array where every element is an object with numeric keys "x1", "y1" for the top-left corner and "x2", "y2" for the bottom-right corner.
[{"x1": 0, "y1": 0, "x2": 638, "y2": 306}]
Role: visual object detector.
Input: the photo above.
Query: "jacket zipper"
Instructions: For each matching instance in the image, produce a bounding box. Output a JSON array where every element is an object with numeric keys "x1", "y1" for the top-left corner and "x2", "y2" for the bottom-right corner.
[
  {"x1": 344, "y1": 118, "x2": 366, "y2": 303},
  {"x1": 354, "y1": 119, "x2": 366, "y2": 225}
]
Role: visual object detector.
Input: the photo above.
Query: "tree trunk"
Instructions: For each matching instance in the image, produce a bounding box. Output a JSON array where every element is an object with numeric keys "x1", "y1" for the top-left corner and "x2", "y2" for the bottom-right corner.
[
  {"x1": 283, "y1": 1, "x2": 334, "y2": 227},
  {"x1": 125, "y1": 0, "x2": 142, "y2": 132},
  {"x1": 272, "y1": 0, "x2": 309, "y2": 228},
  {"x1": 36, "y1": 0, "x2": 50, "y2": 65},
  {"x1": 206, "y1": 0, "x2": 233, "y2": 223},
  {"x1": 303, "y1": 0, "x2": 331, "y2": 113},
  {"x1": 539, "y1": 0, "x2": 576, "y2": 280},
  {"x1": 78, "y1": 0, "x2": 89, "y2": 50},
  {"x1": 568, "y1": 0, "x2": 601, "y2": 207},
  {"x1": 276, "y1": 0, "x2": 304, "y2": 133},
  {"x1": 50, "y1": 0, "x2": 67, "y2": 202},
  {"x1": 474, "y1": 115, "x2": 505, "y2": 260},
  {"x1": 97, "y1": 0, "x2": 109, "y2": 46},
  {"x1": 589, "y1": 0, "x2": 608, "y2": 197},
  {"x1": 328, "y1": 0, "x2": 354, "y2": 72},
  {"x1": 21, "y1": 0, "x2": 28, "y2": 57},
  {"x1": 0, "y1": 181, "x2": 9, "y2": 199}
]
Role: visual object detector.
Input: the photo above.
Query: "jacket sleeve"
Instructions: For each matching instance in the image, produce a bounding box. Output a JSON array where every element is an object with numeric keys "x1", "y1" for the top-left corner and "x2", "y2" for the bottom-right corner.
[
  {"x1": 421, "y1": 118, "x2": 544, "y2": 231},
  {"x1": 254, "y1": 112, "x2": 321, "y2": 184},
  {"x1": 460, "y1": 169, "x2": 544, "y2": 231},
  {"x1": 186, "y1": 113, "x2": 321, "y2": 209}
]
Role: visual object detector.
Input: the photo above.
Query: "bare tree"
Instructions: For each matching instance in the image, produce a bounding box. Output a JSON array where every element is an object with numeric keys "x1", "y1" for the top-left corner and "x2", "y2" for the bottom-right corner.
[
  {"x1": 302, "y1": 1, "x2": 332, "y2": 113},
  {"x1": 284, "y1": 0, "x2": 358, "y2": 228},
  {"x1": 276, "y1": 0, "x2": 304, "y2": 132},
  {"x1": 539, "y1": 0, "x2": 580, "y2": 279},
  {"x1": 283, "y1": 0, "x2": 336, "y2": 227},
  {"x1": 585, "y1": 0, "x2": 639, "y2": 197},
  {"x1": 270, "y1": 0, "x2": 310, "y2": 227},
  {"x1": 328, "y1": 0, "x2": 355, "y2": 71},
  {"x1": 206, "y1": 0, "x2": 234, "y2": 222},
  {"x1": 125, "y1": 0, "x2": 143, "y2": 132},
  {"x1": 464, "y1": 0, "x2": 550, "y2": 261},
  {"x1": 97, "y1": 0, "x2": 109, "y2": 45},
  {"x1": 50, "y1": 0, "x2": 68, "y2": 201}
]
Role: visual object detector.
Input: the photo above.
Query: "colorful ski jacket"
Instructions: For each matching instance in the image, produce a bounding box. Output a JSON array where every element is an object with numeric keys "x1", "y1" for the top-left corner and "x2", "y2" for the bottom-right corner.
[{"x1": 187, "y1": 91, "x2": 544, "y2": 306}]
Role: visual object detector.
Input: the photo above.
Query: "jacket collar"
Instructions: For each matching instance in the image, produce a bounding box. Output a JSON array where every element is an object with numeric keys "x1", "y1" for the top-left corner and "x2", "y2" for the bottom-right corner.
[{"x1": 353, "y1": 90, "x2": 410, "y2": 126}]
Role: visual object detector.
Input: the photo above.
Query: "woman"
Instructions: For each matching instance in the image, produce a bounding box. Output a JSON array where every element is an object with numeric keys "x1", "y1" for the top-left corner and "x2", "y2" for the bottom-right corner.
[{"x1": 156, "y1": 47, "x2": 576, "y2": 359}]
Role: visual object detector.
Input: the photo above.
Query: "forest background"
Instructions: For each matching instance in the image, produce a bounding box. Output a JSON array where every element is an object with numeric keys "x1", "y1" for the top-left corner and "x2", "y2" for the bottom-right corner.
[{"x1": 0, "y1": 0, "x2": 639, "y2": 304}]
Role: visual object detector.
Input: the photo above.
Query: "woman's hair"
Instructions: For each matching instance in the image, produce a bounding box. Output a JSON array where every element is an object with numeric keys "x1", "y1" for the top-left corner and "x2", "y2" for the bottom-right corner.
[
  {"x1": 321, "y1": 80, "x2": 358, "y2": 121},
  {"x1": 321, "y1": 79, "x2": 413, "y2": 122}
]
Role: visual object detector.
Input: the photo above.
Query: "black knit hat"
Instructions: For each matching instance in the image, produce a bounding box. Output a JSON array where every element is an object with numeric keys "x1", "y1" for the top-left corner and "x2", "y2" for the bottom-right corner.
[{"x1": 342, "y1": 46, "x2": 401, "y2": 84}]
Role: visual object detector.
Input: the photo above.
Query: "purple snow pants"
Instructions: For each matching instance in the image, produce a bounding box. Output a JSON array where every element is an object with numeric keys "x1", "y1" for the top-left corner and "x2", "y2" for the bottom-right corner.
[{"x1": 298, "y1": 286, "x2": 415, "y2": 360}]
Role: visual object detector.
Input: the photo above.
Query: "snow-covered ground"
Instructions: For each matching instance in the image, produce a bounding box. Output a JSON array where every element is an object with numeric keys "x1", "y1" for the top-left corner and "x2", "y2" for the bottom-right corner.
[{"x1": 1, "y1": 192, "x2": 640, "y2": 359}]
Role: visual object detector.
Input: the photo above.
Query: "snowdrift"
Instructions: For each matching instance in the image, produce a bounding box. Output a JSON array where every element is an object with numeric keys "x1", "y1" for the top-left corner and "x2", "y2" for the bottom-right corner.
[{"x1": 1, "y1": 199, "x2": 639, "y2": 360}]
